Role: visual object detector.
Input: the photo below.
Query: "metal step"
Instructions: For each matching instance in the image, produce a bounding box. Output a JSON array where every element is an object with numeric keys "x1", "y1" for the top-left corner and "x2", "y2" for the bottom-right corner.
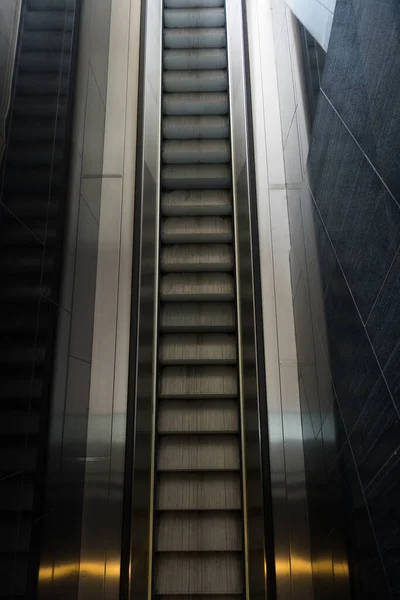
[
  {"x1": 162, "y1": 165, "x2": 231, "y2": 189},
  {"x1": 163, "y1": 70, "x2": 228, "y2": 93},
  {"x1": 13, "y1": 97, "x2": 67, "y2": 118},
  {"x1": 161, "y1": 244, "x2": 234, "y2": 271},
  {"x1": 164, "y1": 8, "x2": 225, "y2": 29},
  {"x1": 160, "y1": 333, "x2": 237, "y2": 364},
  {"x1": 163, "y1": 92, "x2": 228, "y2": 115},
  {"x1": 161, "y1": 190, "x2": 232, "y2": 216},
  {"x1": 7, "y1": 143, "x2": 63, "y2": 167},
  {"x1": 158, "y1": 399, "x2": 239, "y2": 433},
  {"x1": 22, "y1": 31, "x2": 72, "y2": 52},
  {"x1": 156, "y1": 512, "x2": 242, "y2": 550},
  {"x1": 160, "y1": 272, "x2": 235, "y2": 301},
  {"x1": 164, "y1": 48, "x2": 227, "y2": 71},
  {"x1": 157, "y1": 434, "x2": 240, "y2": 471},
  {"x1": 165, "y1": 0, "x2": 225, "y2": 7},
  {"x1": 24, "y1": 10, "x2": 74, "y2": 32},
  {"x1": 160, "y1": 302, "x2": 236, "y2": 332},
  {"x1": 16, "y1": 73, "x2": 69, "y2": 95},
  {"x1": 164, "y1": 27, "x2": 226, "y2": 49},
  {"x1": 19, "y1": 51, "x2": 70, "y2": 73},
  {"x1": 163, "y1": 139, "x2": 230, "y2": 164},
  {"x1": 157, "y1": 471, "x2": 242, "y2": 511},
  {"x1": 162, "y1": 217, "x2": 233, "y2": 243},
  {"x1": 163, "y1": 115, "x2": 229, "y2": 139},
  {"x1": 155, "y1": 552, "x2": 243, "y2": 595},
  {"x1": 159, "y1": 366, "x2": 238, "y2": 398}
]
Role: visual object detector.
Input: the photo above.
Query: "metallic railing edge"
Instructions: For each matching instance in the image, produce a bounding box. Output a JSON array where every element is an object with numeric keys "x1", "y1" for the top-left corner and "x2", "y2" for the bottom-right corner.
[
  {"x1": 226, "y1": 0, "x2": 277, "y2": 597},
  {"x1": 121, "y1": 0, "x2": 164, "y2": 597}
]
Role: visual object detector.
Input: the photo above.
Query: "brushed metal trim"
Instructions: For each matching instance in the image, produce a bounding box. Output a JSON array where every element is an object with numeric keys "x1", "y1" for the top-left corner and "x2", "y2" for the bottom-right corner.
[
  {"x1": 225, "y1": 2, "x2": 250, "y2": 599},
  {"x1": 147, "y1": 1, "x2": 164, "y2": 597}
]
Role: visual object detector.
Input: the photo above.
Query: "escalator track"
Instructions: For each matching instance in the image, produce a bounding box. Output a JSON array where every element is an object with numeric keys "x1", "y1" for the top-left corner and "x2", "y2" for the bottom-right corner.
[{"x1": 152, "y1": 0, "x2": 246, "y2": 596}]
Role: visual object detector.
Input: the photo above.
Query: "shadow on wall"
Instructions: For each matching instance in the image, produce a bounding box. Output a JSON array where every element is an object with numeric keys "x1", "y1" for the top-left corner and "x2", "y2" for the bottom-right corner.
[{"x1": 288, "y1": 0, "x2": 400, "y2": 597}]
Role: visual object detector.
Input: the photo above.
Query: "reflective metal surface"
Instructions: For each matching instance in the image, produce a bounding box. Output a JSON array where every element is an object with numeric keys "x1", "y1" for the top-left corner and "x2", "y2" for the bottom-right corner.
[
  {"x1": 121, "y1": 0, "x2": 163, "y2": 598},
  {"x1": 226, "y1": 1, "x2": 275, "y2": 598}
]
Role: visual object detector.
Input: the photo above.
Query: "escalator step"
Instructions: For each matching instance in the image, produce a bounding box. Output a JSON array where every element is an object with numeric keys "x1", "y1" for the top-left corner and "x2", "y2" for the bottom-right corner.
[
  {"x1": 163, "y1": 139, "x2": 230, "y2": 164},
  {"x1": 13, "y1": 96, "x2": 67, "y2": 118},
  {"x1": 0, "y1": 412, "x2": 40, "y2": 435},
  {"x1": 161, "y1": 272, "x2": 234, "y2": 301},
  {"x1": 6, "y1": 143, "x2": 63, "y2": 167},
  {"x1": 164, "y1": 8, "x2": 225, "y2": 29},
  {"x1": 164, "y1": 27, "x2": 226, "y2": 49},
  {"x1": 163, "y1": 70, "x2": 228, "y2": 93},
  {"x1": 164, "y1": 48, "x2": 227, "y2": 71},
  {"x1": 22, "y1": 31, "x2": 72, "y2": 52},
  {"x1": 0, "y1": 446, "x2": 37, "y2": 473},
  {"x1": 163, "y1": 115, "x2": 229, "y2": 139},
  {"x1": 0, "y1": 520, "x2": 31, "y2": 553},
  {"x1": 162, "y1": 216, "x2": 232, "y2": 243},
  {"x1": 10, "y1": 119, "x2": 65, "y2": 142},
  {"x1": 163, "y1": 92, "x2": 228, "y2": 116},
  {"x1": 162, "y1": 165, "x2": 231, "y2": 189},
  {"x1": 24, "y1": 10, "x2": 74, "y2": 32},
  {"x1": 19, "y1": 51, "x2": 71, "y2": 74},
  {"x1": 165, "y1": 0, "x2": 225, "y2": 7},
  {"x1": 157, "y1": 434, "x2": 240, "y2": 471},
  {"x1": 16, "y1": 73, "x2": 69, "y2": 95},
  {"x1": 157, "y1": 596, "x2": 242, "y2": 600},
  {"x1": 157, "y1": 472, "x2": 242, "y2": 511},
  {"x1": 158, "y1": 398, "x2": 239, "y2": 434},
  {"x1": 160, "y1": 302, "x2": 236, "y2": 332},
  {"x1": 161, "y1": 190, "x2": 232, "y2": 216},
  {"x1": 160, "y1": 333, "x2": 237, "y2": 364},
  {"x1": 155, "y1": 552, "x2": 242, "y2": 595},
  {"x1": 161, "y1": 243, "x2": 234, "y2": 271},
  {"x1": 28, "y1": 0, "x2": 76, "y2": 9},
  {"x1": 156, "y1": 511, "x2": 242, "y2": 551},
  {"x1": 159, "y1": 366, "x2": 237, "y2": 398}
]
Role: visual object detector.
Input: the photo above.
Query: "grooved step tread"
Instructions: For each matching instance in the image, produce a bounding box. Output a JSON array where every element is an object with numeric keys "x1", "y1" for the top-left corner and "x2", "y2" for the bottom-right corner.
[
  {"x1": 156, "y1": 512, "x2": 242, "y2": 551},
  {"x1": 161, "y1": 244, "x2": 234, "y2": 271},
  {"x1": 164, "y1": 27, "x2": 226, "y2": 49},
  {"x1": 163, "y1": 70, "x2": 228, "y2": 93},
  {"x1": 157, "y1": 596, "x2": 241, "y2": 600},
  {"x1": 163, "y1": 139, "x2": 230, "y2": 164},
  {"x1": 162, "y1": 190, "x2": 232, "y2": 216},
  {"x1": 164, "y1": 49, "x2": 227, "y2": 71},
  {"x1": 160, "y1": 302, "x2": 236, "y2": 332},
  {"x1": 155, "y1": 553, "x2": 243, "y2": 594},
  {"x1": 162, "y1": 217, "x2": 232, "y2": 243},
  {"x1": 161, "y1": 273, "x2": 234, "y2": 301},
  {"x1": 159, "y1": 366, "x2": 237, "y2": 398},
  {"x1": 160, "y1": 333, "x2": 237, "y2": 365},
  {"x1": 165, "y1": 0, "x2": 225, "y2": 7},
  {"x1": 162, "y1": 165, "x2": 231, "y2": 190},
  {"x1": 164, "y1": 93, "x2": 228, "y2": 116},
  {"x1": 157, "y1": 472, "x2": 242, "y2": 511},
  {"x1": 164, "y1": 8, "x2": 225, "y2": 29},
  {"x1": 163, "y1": 115, "x2": 230, "y2": 139},
  {"x1": 157, "y1": 434, "x2": 240, "y2": 471},
  {"x1": 158, "y1": 398, "x2": 239, "y2": 433}
]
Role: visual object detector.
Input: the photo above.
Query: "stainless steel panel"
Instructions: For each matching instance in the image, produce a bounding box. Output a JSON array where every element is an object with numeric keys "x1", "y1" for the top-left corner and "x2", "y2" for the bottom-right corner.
[
  {"x1": 122, "y1": 1, "x2": 163, "y2": 598},
  {"x1": 226, "y1": 1, "x2": 274, "y2": 598}
]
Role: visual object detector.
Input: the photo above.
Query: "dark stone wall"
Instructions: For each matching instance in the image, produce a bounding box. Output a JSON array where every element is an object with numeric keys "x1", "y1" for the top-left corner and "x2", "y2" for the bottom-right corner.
[{"x1": 290, "y1": 0, "x2": 400, "y2": 597}]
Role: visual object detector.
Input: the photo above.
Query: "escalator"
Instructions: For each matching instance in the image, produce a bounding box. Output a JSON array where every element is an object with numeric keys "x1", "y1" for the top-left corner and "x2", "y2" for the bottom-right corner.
[
  {"x1": 153, "y1": 0, "x2": 245, "y2": 595},
  {"x1": 0, "y1": 1, "x2": 78, "y2": 596}
]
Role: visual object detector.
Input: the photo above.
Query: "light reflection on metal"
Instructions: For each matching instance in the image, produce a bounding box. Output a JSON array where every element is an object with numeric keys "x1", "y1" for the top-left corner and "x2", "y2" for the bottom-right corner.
[{"x1": 38, "y1": 556, "x2": 349, "y2": 582}]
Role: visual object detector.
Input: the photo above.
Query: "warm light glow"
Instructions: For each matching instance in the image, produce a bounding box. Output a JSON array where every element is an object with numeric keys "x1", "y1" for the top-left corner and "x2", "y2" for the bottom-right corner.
[
  {"x1": 273, "y1": 555, "x2": 349, "y2": 578},
  {"x1": 39, "y1": 561, "x2": 121, "y2": 581}
]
